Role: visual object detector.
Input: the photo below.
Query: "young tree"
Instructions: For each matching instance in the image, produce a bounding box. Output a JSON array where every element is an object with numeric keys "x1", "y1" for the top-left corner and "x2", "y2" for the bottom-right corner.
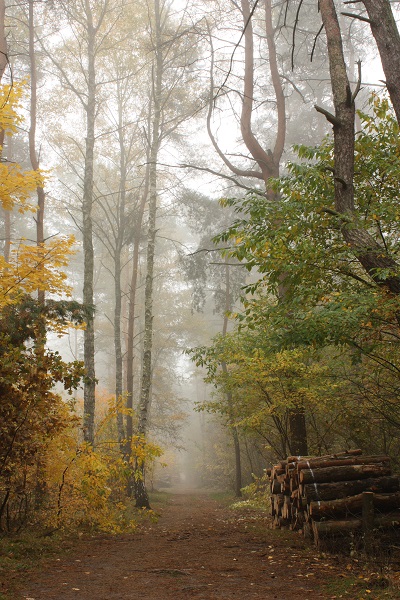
[{"x1": 41, "y1": 0, "x2": 126, "y2": 444}]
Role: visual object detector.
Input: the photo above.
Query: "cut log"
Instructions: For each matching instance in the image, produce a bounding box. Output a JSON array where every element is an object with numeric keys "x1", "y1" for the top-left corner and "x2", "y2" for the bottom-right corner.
[
  {"x1": 271, "y1": 467, "x2": 285, "y2": 478},
  {"x1": 270, "y1": 480, "x2": 281, "y2": 494},
  {"x1": 309, "y1": 491, "x2": 400, "y2": 520},
  {"x1": 287, "y1": 449, "x2": 362, "y2": 463},
  {"x1": 300, "y1": 463, "x2": 391, "y2": 485},
  {"x1": 302, "y1": 476, "x2": 400, "y2": 503},
  {"x1": 312, "y1": 510, "x2": 400, "y2": 538},
  {"x1": 296, "y1": 455, "x2": 390, "y2": 472},
  {"x1": 285, "y1": 462, "x2": 297, "y2": 474},
  {"x1": 290, "y1": 474, "x2": 299, "y2": 492}
]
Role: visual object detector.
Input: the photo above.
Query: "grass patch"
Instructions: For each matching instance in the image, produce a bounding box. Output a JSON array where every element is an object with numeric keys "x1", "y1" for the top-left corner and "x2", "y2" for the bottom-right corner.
[
  {"x1": 148, "y1": 490, "x2": 170, "y2": 506},
  {"x1": 323, "y1": 572, "x2": 400, "y2": 599},
  {"x1": 0, "y1": 529, "x2": 74, "y2": 599},
  {"x1": 208, "y1": 490, "x2": 236, "y2": 505}
]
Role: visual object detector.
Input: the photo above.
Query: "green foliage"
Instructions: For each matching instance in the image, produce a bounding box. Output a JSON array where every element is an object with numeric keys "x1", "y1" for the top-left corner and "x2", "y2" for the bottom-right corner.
[
  {"x1": 232, "y1": 473, "x2": 271, "y2": 510},
  {"x1": 190, "y1": 96, "x2": 400, "y2": 465}
]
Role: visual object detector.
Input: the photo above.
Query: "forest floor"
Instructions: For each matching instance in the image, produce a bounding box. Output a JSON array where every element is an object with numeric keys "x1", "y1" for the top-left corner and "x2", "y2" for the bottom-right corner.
[{"x1": 2, "y1": 489, "x2": 400, "y2": 600}]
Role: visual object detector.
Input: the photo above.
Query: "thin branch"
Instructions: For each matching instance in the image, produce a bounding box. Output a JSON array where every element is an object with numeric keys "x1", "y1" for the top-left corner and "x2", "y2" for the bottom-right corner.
[
  {"x1": 341, "y1": 12, "x2": 372, "y2": 24},
  {"x1": 311, "y1": 23, "x2": 324, "y2": 63},
  {"x1": 314, "y1": 104, "x2": 341, "y2": 126},
  {"x1": 291, "y1": 0, "x2": 304, "y2": 71},
  {"x1": 214, "y1": 0, "x2": 261, "y2": 101},
  {"x1": 351, "y1": 59, "x2": 362, "y2": 104}
]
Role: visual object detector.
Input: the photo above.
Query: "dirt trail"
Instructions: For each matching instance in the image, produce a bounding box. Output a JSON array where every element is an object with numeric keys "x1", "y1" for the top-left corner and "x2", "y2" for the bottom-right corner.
[{"x1": 16, "y1": 492, "x2": 356, "y2": 599}]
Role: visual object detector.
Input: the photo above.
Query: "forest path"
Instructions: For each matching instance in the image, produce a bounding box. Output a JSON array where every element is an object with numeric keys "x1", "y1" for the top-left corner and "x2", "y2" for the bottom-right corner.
[{"x1": 19, "y1": 491, "x2": 353, "y2": 599}]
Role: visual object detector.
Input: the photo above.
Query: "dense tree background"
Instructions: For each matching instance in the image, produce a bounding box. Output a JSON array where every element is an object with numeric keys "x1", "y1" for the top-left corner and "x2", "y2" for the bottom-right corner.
[{"x1": 1, "y1": 0, "x2": 400, "y2": 530}]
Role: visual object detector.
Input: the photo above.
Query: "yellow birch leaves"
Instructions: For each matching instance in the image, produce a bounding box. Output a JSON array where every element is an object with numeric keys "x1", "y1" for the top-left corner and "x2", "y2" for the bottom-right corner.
[{"x1": 0, "y1": 81, "x2": 75, "y2": 305}]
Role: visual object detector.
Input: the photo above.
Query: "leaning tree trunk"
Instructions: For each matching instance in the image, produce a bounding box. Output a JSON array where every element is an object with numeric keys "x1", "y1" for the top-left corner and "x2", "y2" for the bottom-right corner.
[{"x1": 135, "y1": 0, "x2": 162, "y2": 510}]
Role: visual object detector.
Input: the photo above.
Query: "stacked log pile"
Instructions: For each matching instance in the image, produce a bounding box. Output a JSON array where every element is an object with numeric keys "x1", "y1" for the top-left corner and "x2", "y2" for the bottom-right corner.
[{"x1": 267, "y1": 449, "x2": 400, "y2": 549}]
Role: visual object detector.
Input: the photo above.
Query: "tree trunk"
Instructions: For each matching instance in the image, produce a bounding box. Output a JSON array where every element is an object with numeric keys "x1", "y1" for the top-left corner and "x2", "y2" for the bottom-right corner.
[
  {"x1": 221, "y1": 260, "x2": 242, "y2": 497},
  {"x1": 28, "y1": 0, "x2": 45, "y2": 303},
  {"x1": 319, "y1": 0, "x2": 400, "y2": 295},
  {"x1": 114, "y1": 88, "x2": 127, "y2": 446},
  {"x1": 361, "y1": 0, "x2": 400, "y2": 125},
  {"x1": 135, "y1": 0, "x2": 163, "y2": 509},
  {"x1": 288, "y1": 405, "x2": 308, "y2": 456},
  {"x1": 240, "y1": 0, "x2": 277, "y2": 185},
  {"x1": 0, "y1": 0, "x2": 8, "y2": 261},
  {"x1": 82, "y1": 2, "x2": 96, "y2": 445},
  {"x1": 0, "y1": 0, "x2": 7, "y2": 80},
  {"x1": 126, "y1": 162, "x2": 150, "y2": 459}
]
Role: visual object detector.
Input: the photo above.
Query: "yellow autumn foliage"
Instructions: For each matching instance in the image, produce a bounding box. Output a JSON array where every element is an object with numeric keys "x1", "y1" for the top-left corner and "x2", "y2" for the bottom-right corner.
[
  {"x1": 0, "y1": 237, "x2": 76, "y2": 307},
  {"x1": 0, "y1": 82, "x2": 45, "y2": 212},
  {"x1": 0, "y1": 81, "x2": 76, "y2": 309}
]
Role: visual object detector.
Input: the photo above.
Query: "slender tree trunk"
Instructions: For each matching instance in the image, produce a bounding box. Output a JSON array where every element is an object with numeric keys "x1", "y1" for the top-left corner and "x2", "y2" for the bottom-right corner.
[
  {"x1": 126, "y1": 162, "x2": 150, "y2": 458},
  {"x1": 114, "y1": 249, "x2": 124, "y2": 442},
  {"x1": 82, "y1": 4, "x2": 96, "y2": 445},
  {"x1": 0, "y1": 0, "x2": 7, "y2": 80},
  {"x1": 221, "y1": 260, "x2": 242, "y2": 497},
  {"x1": 28, "y1": 0, "x2": 47, "y2": 508},
  {"x1": 135, "y1": 0, "x2": 162, "y2": 509},
  {"x1": 0, "y1": 0, "x2": 8, "y2": 261},
  {"x1": 115, "y1": 92, "x2": 127, "y2": 446},
  {"x1": 28, "y1": 0, "x2": 45, "y2": 303}
]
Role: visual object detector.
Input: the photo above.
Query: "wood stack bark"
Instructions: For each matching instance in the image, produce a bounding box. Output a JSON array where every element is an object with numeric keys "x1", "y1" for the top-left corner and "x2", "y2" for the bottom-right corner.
[{"x1": 267, "y1": 450, "x2": 400, "y2": 549}]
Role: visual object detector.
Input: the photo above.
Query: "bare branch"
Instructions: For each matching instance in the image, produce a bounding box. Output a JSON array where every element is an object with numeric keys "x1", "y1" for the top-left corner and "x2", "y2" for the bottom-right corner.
[
  {"x1": 341, "y1": 11, "x2": 372, "y2": 24},
  {"x1": 314, "y1": 104, "x2": 341, "y2": 126},
  {"x1": 351, "y1": 59, "x2": 362, "y2": 104}
]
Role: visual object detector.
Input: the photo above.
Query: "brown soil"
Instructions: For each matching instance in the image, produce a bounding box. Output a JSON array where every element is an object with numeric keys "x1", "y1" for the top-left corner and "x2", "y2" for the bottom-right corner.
[{"x1": 12, "y1": 490, "x2": 399, "y2": 600}]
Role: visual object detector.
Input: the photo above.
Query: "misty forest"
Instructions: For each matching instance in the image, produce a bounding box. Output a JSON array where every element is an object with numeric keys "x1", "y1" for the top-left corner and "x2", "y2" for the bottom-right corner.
[{"x1": 2, "y1": 0, "x2": 400, "y2": 598}]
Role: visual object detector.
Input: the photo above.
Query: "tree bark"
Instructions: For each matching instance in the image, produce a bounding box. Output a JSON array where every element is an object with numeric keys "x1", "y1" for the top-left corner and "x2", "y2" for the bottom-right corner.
[
  {"x1": 0, "y1": 0, "x2": 7, "y2": 80},
  {"x1": 302, "y1": 475, "x2": 400, "y2": 503},
  {"x1": 0, "y1": 0, "x2": 8, "y2": 261},
  {"x1": 221, "y1": 259, "x2": 242, "y2": 497},
  {"x1": 300, "y1": 463, "x2": 391, "y2": 485},
  {"x1": 295, "y1": 455, "x2": 390, "y2": 472},
  {"x1": 319, "y1": 0, "x2": 400, "y2": 295},
  {"x1": 361, "y1": 0, "x2": 400, "y2": 125},
  {"x1": 82, "y1": 1, "x2": 96, "y2": 446},
  {"x1": 126, "y1": 162, "x2": 150, "y2": 456},
  {"x1": 309, "y1": 491, "x2": 400, "y2": 520},
  {"x1": 288, "y1": 405, "x2": 308, "y2": 457},
  {"x1": 28, "y1": 0, "x2": 45, "y2": 304},
  {"x1": 135, "y1": 0, "x2": 163, "y2": 510},
  {"x1": 312, "y1": 512, "x2": 400, "y2": 539},
  {"x1": 114, "y1": 83, "x2": 127, "y2": 446}
]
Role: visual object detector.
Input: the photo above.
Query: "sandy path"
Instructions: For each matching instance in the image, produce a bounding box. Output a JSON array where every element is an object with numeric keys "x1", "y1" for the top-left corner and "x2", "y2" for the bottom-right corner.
[{"x1": 18, "y1": 492, "x2": 338, "y2": 600}]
